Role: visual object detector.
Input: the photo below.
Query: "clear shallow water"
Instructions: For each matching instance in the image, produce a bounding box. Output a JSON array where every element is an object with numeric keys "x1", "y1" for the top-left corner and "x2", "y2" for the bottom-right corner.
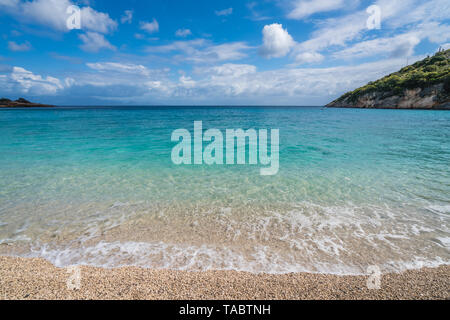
[{"x1": 0, "y1": 106, "x2": 449, "y2": 274}]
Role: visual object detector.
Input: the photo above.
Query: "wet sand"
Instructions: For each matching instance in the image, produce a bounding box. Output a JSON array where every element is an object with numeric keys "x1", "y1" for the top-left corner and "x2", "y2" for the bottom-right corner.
[{"x1": 0, "y1": 256, "x2": 448, "y2": 300}]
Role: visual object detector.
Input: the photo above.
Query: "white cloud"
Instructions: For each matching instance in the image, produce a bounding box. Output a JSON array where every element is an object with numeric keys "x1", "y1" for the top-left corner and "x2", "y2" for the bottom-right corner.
[
  {"x1": 86, "y1": 62, "x2": 150, "y2": 76},
  {"x1": 140, "y1": 19, "x2": 159, "y2": 33},
  {"x1": 292, "y1": 0, "x2": 450, "y2": 59},
  {"x1": 333, "y1": 33, "x2": 421, "y2": 59},
  {"x1": 175, "y1": 28, "x2": 192, "y2": 37},
  {"x1": 179, "y1": 57, "x2": 424, "y2": 103},
  {"x1": 79, "y1": 6, "x2": 117, "y2": 34},
  {"x1": 198, "y1": 42, "x2": 250, "y2": 63},
  {"x1": 194, "y1": 64, "x2": 257, "y2": 77},
  {"x1": 215, "y1": 8, "x2": 233, "y2": 16},
  {"x1": 330, "y1": 20, "x2": 450, "y2": 61},
  {"x1": 0, "y1": 56, "x2": 426, "y2": 104},
  {"x1": 179, "y1": 75, "x2": 196, "y2": 88},
  {"x1": 414, "y1": 21, "x2": 450, "y2": 45},
  {"x1": 2, "y1": 66, "x2": 64, "y2": 95},
  {"x1": 64, "y1": 77, "x2": 75, "y2": 87},
  {"x1": 2, "y1": 0, "x2": 448, "y2": 105},
  {"x1": 8, "y1": 40, "x2": 32, "y2": 51},
  {"x1": 58, "y1": 63, "x2": 171, "y2": 99},
  {"x1": 382, "y1": 0, "x2": 450, "y2": 29},
  {"x1": 294, "y1": 52, "x2": 324, "y2": 64},
  {"x1": 146, "y1": 39, "x2": 207, "y2": 53},
  {"x1": 79, "y1": 32, "x2": 115, "y2": 52},
  {"x1": 287, "y1": 0, "x2": 345, "y2": 19},
  {"x1": 120, "y1": 10, "x2": 133, "y2": 24},
  {"x1": 259, "y1": 23, "x2": 295, "y2": 58},
  {"x1": 146, "y1": 39, "x2": 251, "y2": 63},
  {"x1": 143, "y1": 57, "x2": 418, "y2": 104},
  {"x1": 0, "y1": 0, "x2": 117, "y2": 33},
  {"x1": 294, "y1": 11, "x2": 367, "y2": 54}
]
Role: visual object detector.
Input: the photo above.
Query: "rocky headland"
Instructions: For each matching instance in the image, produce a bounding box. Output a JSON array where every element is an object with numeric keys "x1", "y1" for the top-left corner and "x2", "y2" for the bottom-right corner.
[
  {"x1": 327, "y1": 49, "x2": 450, "y2": 109},
  {"x1": 0, "y1": 97, "x2": 54, "y2": 108}
]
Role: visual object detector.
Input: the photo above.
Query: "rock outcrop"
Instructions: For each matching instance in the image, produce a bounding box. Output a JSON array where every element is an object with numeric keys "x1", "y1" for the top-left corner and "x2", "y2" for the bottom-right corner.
[
  {"x1": 327, "y1": 49, "x2": 450, "y2": 110},
  {"x1": 0, "y1": 98, "x2": 54, "y2": 108}
]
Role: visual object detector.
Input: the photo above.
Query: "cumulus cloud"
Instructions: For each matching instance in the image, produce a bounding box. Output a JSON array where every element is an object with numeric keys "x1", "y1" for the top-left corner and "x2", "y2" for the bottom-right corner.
[
  {"x1": 259, "y1": 23, "x2": 295, "y2": 58},
  {"x1": 140, "y1": 19, "x2": 159, "y2": 33},
  {"x1": 8, "y1": 40, "x2": 32, "y2": 52},
  {"x1": 178, "y1": 57, "x2": 424, "y2": 103},
  {"x1": 57, "y1": 63, "x2": 171, "y2": 100},
  {"x1": 175, "y1": 28, "x2": 192, "y2": 37},
  {"x1": 215, "y1": 8, "x2": 233, "y2": 16},
  {"x1": 0, "y1": 66, "x2": 64, "y2": 95},
  {"x1": 287, "y1": 0, "x2": 346, "y2": 19},
  {"x1": 79, "y1": 32, "x2": 115, "y2": 52},
  {"x1": 0, "y1": 0, "x2": 117, "y2": 33},
  {"x1": 1, "y1": 0, "x2": 448, "y2": 105},
  {"x1": 79, "y1": 5, "x2": 117, "y2": 34},
  {"x1": 146, "y1": 57, "x2": 419, "y2": 103},
  {"x1": 0, "y1": 55, "x2": 426, "y2": 104}
]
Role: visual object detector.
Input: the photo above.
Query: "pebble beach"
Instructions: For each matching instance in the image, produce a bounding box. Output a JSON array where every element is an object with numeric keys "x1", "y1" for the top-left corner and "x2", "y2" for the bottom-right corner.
[{"x1": 0, "y1": 256, "x2": 448, "y2": 300}]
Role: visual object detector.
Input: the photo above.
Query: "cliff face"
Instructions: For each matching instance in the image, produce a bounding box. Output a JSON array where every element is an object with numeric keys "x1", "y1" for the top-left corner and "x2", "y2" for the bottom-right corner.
[
  {"x1": 328, "y1": 83, "x2": 450, "y2": 109},
  {"x1": 327, "y1": 49, "x2": 450, "y2": 110}
]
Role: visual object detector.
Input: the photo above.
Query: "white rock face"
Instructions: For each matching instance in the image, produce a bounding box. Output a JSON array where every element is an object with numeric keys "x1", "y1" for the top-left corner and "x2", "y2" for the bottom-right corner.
[{"x1": 328, "y1": 84, "x2": 450, "y2": 110}]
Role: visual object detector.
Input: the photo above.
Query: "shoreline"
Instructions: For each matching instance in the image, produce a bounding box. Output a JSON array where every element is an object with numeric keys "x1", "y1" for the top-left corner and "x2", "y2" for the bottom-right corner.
[
  {"x1": 325, "y1": 105, "x2": 450, "y2": 110},
  {"x1": 0, "y1": 256, "x2": 448, "y2": 300}
]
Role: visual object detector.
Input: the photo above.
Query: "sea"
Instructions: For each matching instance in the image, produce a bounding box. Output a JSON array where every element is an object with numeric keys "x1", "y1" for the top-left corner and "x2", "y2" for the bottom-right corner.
[{"x1": 0, "y1": 106, "x2": 448, "y2": 275}]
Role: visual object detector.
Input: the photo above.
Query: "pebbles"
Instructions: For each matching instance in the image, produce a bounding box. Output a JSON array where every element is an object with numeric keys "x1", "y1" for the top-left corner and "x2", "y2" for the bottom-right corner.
[{"x1": 0, "y1": 256, "x2": 448, "y2": 300}]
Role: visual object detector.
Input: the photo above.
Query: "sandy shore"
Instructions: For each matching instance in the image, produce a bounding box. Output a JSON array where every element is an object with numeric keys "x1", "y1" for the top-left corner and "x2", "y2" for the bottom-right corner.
[{"x1": 0, "y1": 256, "x2": 448, "y2": 300}]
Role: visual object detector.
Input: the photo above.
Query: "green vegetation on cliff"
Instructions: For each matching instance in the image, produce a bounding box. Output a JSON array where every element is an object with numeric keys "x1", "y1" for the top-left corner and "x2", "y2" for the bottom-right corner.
[
  {"x1": 0, "y1": 97, "x2": 53, "y2": 108},
  {"x1": 335, "y1": 49, "x2": 450, "y2": 103}
]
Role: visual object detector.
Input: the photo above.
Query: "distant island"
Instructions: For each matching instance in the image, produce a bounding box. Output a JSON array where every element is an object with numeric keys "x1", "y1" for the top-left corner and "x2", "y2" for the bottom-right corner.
[
  {"x1": 327, "y1": 49, "x2": 450, "y2": 110},
  {"x1": 0, "y1": 98, "x2": 54, "y2": 108}
]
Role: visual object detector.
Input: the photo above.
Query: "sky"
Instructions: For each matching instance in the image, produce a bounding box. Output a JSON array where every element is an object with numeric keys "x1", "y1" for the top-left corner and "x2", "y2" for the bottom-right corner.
[{"x1": 0, "y1": 0, "x2": 449, "y2": 106}]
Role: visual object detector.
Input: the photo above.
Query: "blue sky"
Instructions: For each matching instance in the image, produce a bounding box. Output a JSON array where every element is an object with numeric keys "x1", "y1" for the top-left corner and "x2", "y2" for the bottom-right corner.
[{"x1": 0, "y1": 0, "x2": 449, "y2": 105}]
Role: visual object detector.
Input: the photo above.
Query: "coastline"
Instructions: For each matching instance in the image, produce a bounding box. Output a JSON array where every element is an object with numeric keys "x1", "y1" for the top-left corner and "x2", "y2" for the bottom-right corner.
[
  {"x1": 0, "y1": 256, "x2": 448, "y2": 300},
  {"x1": 0, "y1": 104, "x2": 55, "y2": 108},
  {"x1": 325, "y1": 105, "x2": 450, "y2": 110}
]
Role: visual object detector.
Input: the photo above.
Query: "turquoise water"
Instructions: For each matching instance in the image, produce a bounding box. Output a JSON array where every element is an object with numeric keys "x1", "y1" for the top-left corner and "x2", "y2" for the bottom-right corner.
[{"x1": 0, "y1": 106, "x2": 449, "y2": 274}]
